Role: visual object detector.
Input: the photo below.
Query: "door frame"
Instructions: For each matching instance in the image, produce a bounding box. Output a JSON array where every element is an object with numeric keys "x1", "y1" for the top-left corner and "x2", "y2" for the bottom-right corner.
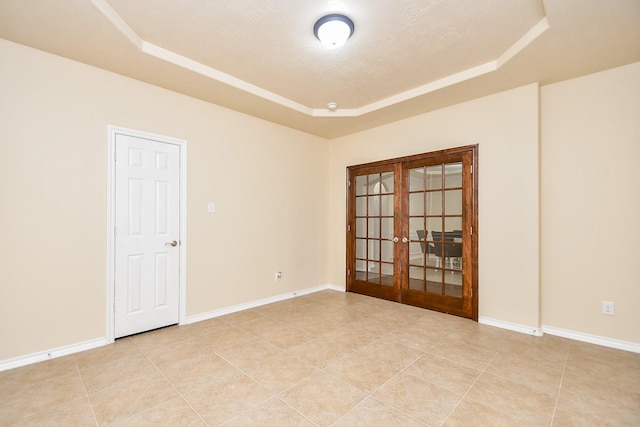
[
  {"x1": 346, "y1": 144, "x2": 478, "y2": 320},
  {"x1": 106, "y1": 125, "x2": 188, "y2": 343}
]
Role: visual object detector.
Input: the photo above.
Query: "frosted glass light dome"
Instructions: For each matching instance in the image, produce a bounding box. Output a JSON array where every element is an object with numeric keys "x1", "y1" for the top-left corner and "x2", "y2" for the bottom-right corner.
[{"x1": 314, "y1": 14, "x2": 354, "y2": 49}]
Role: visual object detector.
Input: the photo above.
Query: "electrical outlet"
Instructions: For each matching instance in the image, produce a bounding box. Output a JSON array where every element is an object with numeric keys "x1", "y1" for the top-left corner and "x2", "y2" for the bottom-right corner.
[
  {"x1": 275, "y1": 271, "x2": 282, "y2": 281},
  {"x1": 602, "y1": 301, "x2": 614, "y2": 316}
]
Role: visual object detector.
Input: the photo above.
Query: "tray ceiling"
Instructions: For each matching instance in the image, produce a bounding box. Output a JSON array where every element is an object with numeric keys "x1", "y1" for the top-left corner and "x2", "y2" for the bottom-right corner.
[{"x1": 1, "y1": 0, "x2": 639, "y2": 137}]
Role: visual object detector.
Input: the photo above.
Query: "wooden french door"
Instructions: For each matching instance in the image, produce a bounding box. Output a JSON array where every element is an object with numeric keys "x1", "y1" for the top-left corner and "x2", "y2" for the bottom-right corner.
[{"x1": 346, "y1": 145, "x2": 478, "y2": 320}]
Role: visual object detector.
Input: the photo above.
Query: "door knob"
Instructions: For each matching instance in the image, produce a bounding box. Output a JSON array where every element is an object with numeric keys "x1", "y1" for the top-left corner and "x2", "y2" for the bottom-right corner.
[
  {"x1": 391, "y1": 237, "x2": 399, "y2": 243},
  {"x1": 165, "y1": 240, "x2": 178, "y2": 247},
  {"x1": 402, "y1": 237, "x2": 409, "y2": 243}
]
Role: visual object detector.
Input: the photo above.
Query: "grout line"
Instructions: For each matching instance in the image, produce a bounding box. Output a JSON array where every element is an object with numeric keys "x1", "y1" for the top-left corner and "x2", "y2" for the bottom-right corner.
[
  {"x1": 74, "y1": 362, "x2": 100, "y2": 427},
  {"x1": 128, "y1": 337, "x2": 210, "y2": 426},
  {"x1": 549, "y1": 344, "x2": 571, "y2": 426},
  {"x1": 440, "y1": 350, "x2": 498, "y2": 425}
]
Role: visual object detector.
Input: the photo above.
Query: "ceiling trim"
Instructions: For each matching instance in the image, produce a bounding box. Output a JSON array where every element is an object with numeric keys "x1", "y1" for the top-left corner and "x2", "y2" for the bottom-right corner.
[{"x1": 91, "y1": 0, "x2": 549, "y2": 118}]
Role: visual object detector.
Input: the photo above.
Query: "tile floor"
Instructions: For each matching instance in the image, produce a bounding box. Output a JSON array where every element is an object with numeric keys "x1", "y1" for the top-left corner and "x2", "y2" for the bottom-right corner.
[{"x1": 1, "y1": 290, "x2": 639, "y2": 426}]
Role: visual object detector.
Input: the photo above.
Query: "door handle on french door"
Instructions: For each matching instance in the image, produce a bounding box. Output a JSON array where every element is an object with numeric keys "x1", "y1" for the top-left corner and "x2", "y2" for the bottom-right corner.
[
  {"x1": 165, "y1": 240, "x2": 178, "y2": 247},
  {"x1": 402, "y1": 237, "x2": 409, "y2": 243},
  {"x1": 391, "y1": 237, "x2": 399, "y2": 243}
]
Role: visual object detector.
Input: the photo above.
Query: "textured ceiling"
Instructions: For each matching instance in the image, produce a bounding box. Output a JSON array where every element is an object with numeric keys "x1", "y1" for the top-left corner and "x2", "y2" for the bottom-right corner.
[{"x1": 1, "y1": 0, "x2": 639, "y2": 138}]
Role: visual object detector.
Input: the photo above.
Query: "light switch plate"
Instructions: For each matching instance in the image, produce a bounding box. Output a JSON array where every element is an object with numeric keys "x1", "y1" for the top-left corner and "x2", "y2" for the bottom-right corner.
[{"x1": 207, "y1": 202, "x2": 216, "y2": 213}]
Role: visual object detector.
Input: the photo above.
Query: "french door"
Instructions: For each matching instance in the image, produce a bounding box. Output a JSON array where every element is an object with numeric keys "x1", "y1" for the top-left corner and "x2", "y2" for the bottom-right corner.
[{"x1": 346, "y1": 145, "x2": 478, "y2": 320}]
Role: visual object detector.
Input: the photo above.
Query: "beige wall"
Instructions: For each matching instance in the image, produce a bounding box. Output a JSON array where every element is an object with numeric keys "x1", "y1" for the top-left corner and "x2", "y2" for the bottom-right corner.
[
  {"x1": 0, "y1": 39, "x2": 327, "y2": 361},
  {"x1": 1, "y1": 37, "x2": 638, "y2": 364},
  {"x1": 540, "y1": 62, "x2": 640, "y2": 343},
  {"x1": 325, "y1": 84, "x2": 541, "y2": 329}
]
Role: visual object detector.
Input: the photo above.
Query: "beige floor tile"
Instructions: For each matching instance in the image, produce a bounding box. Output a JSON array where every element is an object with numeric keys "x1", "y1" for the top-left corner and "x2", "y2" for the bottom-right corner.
[
  {"x1": 404, "y1": 354, "x2": 481, "y2": 395},
  {"x1": 183, "y1": 372, "x2": 274, "y2": 426},
  {"x1": 485, "y1": 352, "x2": 564, "y2": 395},
  {"x1": 320, "y1": 307, "x2": 366, "y2": 325},
  {"x1": 386, "y1": 326, "x2": 447, "y2": 352},
  {"x1": 110, "y1": 396, "x2": 206, "y2": 427},
  {"x1": 2, "y1": 290, "x2": 639, "y2": 426},
  {"x1": 558, "y1": 372, "x2": 640, "y2": 413},
  {"x1": 88, "y1": 369, "x2": 179, "y2": 426},
  {"x1": 347, "y1": 314, "x2": 400, "y2": 335},
  {"x1": 333, "y1": 396, "x2": 426, "y2": 427},
  {"x1": 161, "y1": 352, "x2": 242, "y2": 395},
  {"x1": 129, "y1": 325, "x2": 195, "y2": 354},
  {"x1": 236, "y1": 316, "x2": 290, "y2": 337},
  {"x1": 322, "y1": 326, "x2": 379, "y2": 352},
  {"x1": 443, "y1": 398, "x2": 539, "y2": 427},
  {"x1": 0, "y1": 355, "x2": 78, "y2": 398},
  {"x1": 353, "y1": 337, "x2": 424, "y2": 371},
  {"x1": 568, "y1": 341, "x2": 640, "y2": 368},
  {"x1": 75, "y1": 338, "x2": 140, "y2": 371},
  {"x1": 496, "y1": 332, "x2": 570, "y2": 361},
  {"x1": 553, "y1": 397, "x2": 640, "y2": 427},
  {"x1": 372, "y1": 372, "x2": 463, "y2": 426},
  {"x1": 254, "y1": 325, "x2": 317, "y2": 350},
  {"x1": 279, "y1": 371, "x2": 367, "y2": 426},
  {"x1": 443, "y1": 326, "x2": 508, "y2": 351},
  {"x1": 564, "y1": 353, "x2": 640, "y2": 392},
  {"x1": 244, "y1": 352, "x2": 318, "y2": 394},
  {"x1": 179, "y1": 317, "x2": 230, "y2": 337},
  {"x1": 251, "y1": 299, "x2": 299, "y2": 316},
  {"x1": 224, "y1": 397, "x2": 315, "y2": 426},
  {"x1": 143, "y1": 336, "x2": 214, "y2": 371},
  {"x1": 200, "y1": 325, "x2": 262, "y2": 352},
  {"x1": 288, "y1": 317, "x2": 343, "y2": 337},
  {"x1": 79, "y1": 355, "x2": 157, "y2": 394},
  {"x1": 466, "y1": 373, "x2": 556, "y2": 426},
  {"x1": 286, "y1": 336, "x2": 353, "y2": 369},
  {"x1": 323, "y1": 352, "x2": 401, "y2": 393},
  {"x1": 12, "y1": 396, "x2": 97, "y2": 427},
  {"x1": 429, "y1": 339, "x2": 498, "y2": 371},
  {"x1": 0, "y1": 370, "x2": 87, "y2": 424},
  {"x1": 215, "y1": 338, "x2": 283, "y2": 371}
]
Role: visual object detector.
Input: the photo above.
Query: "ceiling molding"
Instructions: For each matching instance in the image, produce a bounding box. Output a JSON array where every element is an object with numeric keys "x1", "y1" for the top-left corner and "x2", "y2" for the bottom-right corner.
[
  {"x1": 2, "y1": 0, "x2": 631, "y2": 137},
  {"x1": 90, "y1": 0, "x2": 549, "y2": 119}
]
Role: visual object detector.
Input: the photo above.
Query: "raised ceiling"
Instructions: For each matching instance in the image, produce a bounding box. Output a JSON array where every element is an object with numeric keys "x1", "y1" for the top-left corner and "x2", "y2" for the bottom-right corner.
[{"x1": 1, "y1": 0, "x2": 639, "y2": 138}]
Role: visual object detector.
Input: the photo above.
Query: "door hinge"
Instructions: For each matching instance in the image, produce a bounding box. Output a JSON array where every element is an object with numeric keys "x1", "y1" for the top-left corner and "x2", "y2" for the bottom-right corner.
[
  {"x1": 470, "y1": 164, "x2": 473, "y2": 174},
  {"x1": 347, "y1": 224, "x2": 351, "y2": 232},
  {"x1": 113, "y1": 302, "x2": 116, "y2": 313},
  {"x1": 114, "y1": 151, "x2": 117, "y2": 162},
  {"x1": 347, "y1": 180, "x2": 351, "y2": 187},
  {"x1": 347, "y1": 269, "x2": 351, "y2": 276},
  {"x1": 470, "y1": 226, "x2": 473, "y2": 235}
]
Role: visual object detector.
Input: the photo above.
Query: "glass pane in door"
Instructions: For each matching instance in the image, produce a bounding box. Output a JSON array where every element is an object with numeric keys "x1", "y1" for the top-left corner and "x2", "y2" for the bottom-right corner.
[
  {"x1": 408, "y1": 162, "x2": 463, "y2": 298},
  {"x1": 354, "y1": 172, "x2": 394, "y2": 286}
]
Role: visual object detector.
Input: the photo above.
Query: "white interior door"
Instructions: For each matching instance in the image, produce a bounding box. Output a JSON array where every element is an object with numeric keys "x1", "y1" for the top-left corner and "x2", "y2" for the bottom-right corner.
[{"x1": 114, "y1": 134, "x2": 181, "y2": 338}]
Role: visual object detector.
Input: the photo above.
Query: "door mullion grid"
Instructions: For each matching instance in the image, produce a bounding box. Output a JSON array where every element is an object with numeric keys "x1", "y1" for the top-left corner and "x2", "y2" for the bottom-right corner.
[
  {"x1": 421, "y1": 166, "x2": 428, "y2": 293},
  {"x1": 436, "y1": 163, "x2": 442, "y2": 295}
]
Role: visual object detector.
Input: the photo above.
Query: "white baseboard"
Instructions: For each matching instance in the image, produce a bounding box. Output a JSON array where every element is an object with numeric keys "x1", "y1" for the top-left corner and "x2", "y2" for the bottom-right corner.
[
  {"x1": 478, "y1": 318, "x2": 640, "y2": 353},
  {"x1": 542, "y1": 325, "x2": 640, "y2": 354},
  {"x1": 479, "y1": 316, "x2": 543, "y2": 336},
  {"x1": 326, "y1": 284, "x2": 346, "y2": 292},
  {"x1": 185, "y1": 284, "x2": 342, "y2": 325},
  {"x1": 0, "y1": 286, "x2": 345, "y2": 372},
  {"x1": 0, "y1": 337, "x2": 106, "y2": 372}
]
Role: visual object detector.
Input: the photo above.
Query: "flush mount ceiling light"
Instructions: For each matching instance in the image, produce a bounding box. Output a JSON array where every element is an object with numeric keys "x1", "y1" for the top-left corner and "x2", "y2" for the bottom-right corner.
[{"x1": 314, "y1": 14, "x2": 354, "y2": 49}]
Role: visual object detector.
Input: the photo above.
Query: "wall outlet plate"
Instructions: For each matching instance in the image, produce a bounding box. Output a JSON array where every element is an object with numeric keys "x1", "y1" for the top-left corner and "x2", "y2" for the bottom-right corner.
[{"x1": 602, "y1": 301, "x2": 614, "y2": 316}]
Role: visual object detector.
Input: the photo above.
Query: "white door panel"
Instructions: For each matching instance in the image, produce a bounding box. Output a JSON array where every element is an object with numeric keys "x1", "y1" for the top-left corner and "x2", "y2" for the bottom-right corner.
[{"x1": 114, "y1": 134, "x2": 180, "y2": 338}]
